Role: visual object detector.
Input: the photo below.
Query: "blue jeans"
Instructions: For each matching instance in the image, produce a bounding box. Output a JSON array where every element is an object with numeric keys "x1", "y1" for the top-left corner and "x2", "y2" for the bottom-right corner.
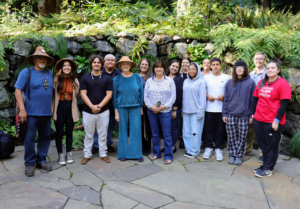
[
  {"x1": 183, "y1": 113, "x2": 205, "y2": 156},
  {"x1": 93, "y1": 114, "x2": 117, "y2": 148},
  {"x1": 24, "y1": 116, "x2": 51, "y2": 166},
  {"x1": 148, "y1": 110, "x2": 173, "y2": 160},
  {"x1": 178, "y1": 112, "x2": 183, "y2": 139},
  {"x1": 171, "y1": 110, "x2": 181, "y2": 147},
  {"x1": 117, "y1": 106, "x2": 142, "y2": 159}
]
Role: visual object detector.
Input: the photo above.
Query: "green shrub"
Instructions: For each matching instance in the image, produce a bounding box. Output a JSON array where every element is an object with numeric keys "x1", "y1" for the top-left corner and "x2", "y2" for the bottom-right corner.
[
  {"x1": 289, "y1": 129, "x2": 300, "y2": 159},
  {"x1": 187, "y1": 43, "x2": 211, "y2": 67}
]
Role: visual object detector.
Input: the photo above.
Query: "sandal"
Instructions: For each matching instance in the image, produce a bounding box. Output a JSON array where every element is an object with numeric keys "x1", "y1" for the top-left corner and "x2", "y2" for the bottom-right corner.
[
  {"x1": 164, "y1": 160, "x2": 172, "y2": 164},
  {"x1": 150, "y1": 156, "x2": 160, "y2": 161}
]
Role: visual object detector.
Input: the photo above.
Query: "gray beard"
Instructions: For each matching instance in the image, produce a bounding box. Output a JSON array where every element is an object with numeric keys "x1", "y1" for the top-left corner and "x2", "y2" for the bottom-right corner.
[{"x1": 39, "y1": 64, "x2": 46, "y2": 69}]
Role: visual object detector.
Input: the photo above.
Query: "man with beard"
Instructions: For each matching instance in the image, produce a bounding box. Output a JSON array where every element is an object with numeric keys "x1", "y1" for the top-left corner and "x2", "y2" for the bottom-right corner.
[{"x1": 15, "y1": 46, "x2": 55, "y2": 176}]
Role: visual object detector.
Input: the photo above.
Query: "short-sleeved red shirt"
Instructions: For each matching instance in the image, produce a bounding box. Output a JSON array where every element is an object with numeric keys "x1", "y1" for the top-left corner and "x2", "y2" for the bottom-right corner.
[{"x1": 253, "y1": 77, "x2": 291, "y2": 125}]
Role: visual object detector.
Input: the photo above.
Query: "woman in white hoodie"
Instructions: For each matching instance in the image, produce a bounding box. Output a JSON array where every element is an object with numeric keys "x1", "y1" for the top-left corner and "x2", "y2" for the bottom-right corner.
[{"x1": 182, "y1": 63, "x2": 206, "y2": 158}]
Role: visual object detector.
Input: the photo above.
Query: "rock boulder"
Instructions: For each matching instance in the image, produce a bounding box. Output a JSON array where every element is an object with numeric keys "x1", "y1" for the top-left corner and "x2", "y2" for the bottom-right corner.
[
  {"x1": 93, "y1": 41, "x2": 115, "y2": 53},
  {"x1": 0, "y1": 81, "x2": 13, "y2": 109},
  {"x1": 283, "y1": 112, "x2": 300, "y2": 137},
  {"x1": 152, "y1": 35, "x2": 172, "y2": 46},
  {"x1": 116, "y1": 38, "x2": 137, "y2": 55},
  {"x1": 0, "y1": 60, "x2": 10, "y2": 81},
  {"x1": 42, "y1": 37, "x2": 57, "y2": 51},
  {"x1": 145, "y1": 41, "x2": 157, "y2": 57},
  {"x1": 68, "y1": 41, "x2": 81, "y2": 55},
  {"x1": 158, "y1": 43, "x2": 173, "y2": 56},
  {"x1": 12, "y1": 41, "x2": 32, "y2": 57},
  {"x1": 174, "y1": 42, "x2": 189, "y2": 59},
  {"x1": 287, "y1": 68, "x2": 300, "y2": 94}
]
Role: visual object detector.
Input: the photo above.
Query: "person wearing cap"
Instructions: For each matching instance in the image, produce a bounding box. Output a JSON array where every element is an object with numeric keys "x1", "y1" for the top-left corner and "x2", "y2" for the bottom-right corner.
[
  {"x1": 222, "y1": 60, "x2": 256, "y2": 165},
  {"x1": 52, "y1": 58, "x2": 79, "y2": 165},
  {"x1": 113, "y1": 56, "x2": 144, "y2": 162},
  {"x1": 202, "y1": 58, "x2": 230, "y2": 161},
  {"x1": 80, "y1": 55, "x2": 113, "y2": 165},
  {"x1": 15, "y1": 46, "x2": 55, "y2": 176},
  {"x1": 91, "y1": 54, "x2": 121, "y2": 154}
]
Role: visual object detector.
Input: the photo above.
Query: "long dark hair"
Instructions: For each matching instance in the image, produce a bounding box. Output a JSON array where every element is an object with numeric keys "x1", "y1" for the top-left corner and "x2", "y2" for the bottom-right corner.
[
  {"x1": 258, "y1": 60, "x2": 282, "y2": 90},
  {"x1": 232, "y1": 65, "x2": 249, "y2": 86},
  {"x1": 167, "y1": 59, "x2": 181, "y2": 76},
  {"x1": 57, "y1": 61, "x2": 77, "y2": 92},
  {"x1": 138, "y1": 58, "x2": 151, "y2": 81},
  {"x1": 152, "y1": 60, "x2": 167, "y2": 78}
]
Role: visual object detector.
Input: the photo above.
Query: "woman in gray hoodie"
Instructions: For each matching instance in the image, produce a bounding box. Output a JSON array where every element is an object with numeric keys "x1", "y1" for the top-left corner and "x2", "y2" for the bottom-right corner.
[{"x1": 182, "y1": 63, "x2": 206, "y2": 158}]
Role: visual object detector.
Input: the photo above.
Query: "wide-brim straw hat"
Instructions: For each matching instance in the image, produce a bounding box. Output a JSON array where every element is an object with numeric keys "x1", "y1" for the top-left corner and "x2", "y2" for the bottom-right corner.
[
  {"x1": 115, "y1": 56, "x2": 137, "y2": 69},
  {"x1": 55, "y1": 58, "x2": 78, "y2": 73},
  {"x1": 25, "y1": 46, "x2": 55, "y2": 65}
]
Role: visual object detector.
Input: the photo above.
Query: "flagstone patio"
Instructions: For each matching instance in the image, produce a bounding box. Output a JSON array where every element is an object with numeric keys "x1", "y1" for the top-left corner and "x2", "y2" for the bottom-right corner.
[{"x1": 0, "y1": 138, "x2": 300, "y2": 209}]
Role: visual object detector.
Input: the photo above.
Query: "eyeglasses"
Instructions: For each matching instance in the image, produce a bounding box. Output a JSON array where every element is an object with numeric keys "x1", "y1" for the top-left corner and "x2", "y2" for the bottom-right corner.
[
  {"x1": 236, "y1": 66, "x2": 244, "y2": 70},
  {"x1": 189, "y1": 69, "x2": 197, "y2": 71},
  {"x1": 254, "y1": 59, "x2": 265, "y2": 61}
]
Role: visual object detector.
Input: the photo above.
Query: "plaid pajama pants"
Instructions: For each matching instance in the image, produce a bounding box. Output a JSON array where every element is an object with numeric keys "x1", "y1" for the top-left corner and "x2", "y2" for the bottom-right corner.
[{"x1": 226, "y1": 115, "x2": 249, "y2": 158}]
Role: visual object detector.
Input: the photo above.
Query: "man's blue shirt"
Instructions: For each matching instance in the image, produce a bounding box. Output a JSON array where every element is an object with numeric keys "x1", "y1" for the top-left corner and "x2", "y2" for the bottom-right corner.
[{"x1": 15, "y1": 67, "x2": 53, "y2": 116}]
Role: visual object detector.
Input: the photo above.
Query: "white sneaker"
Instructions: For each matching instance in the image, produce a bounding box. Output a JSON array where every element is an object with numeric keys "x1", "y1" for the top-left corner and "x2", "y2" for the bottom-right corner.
[
  {"x1": 215, "y1": 149, "x2": 223, "y2": 161},
  {"x1": 203, "y1": 148, "x2": 213, "y2": 159}
]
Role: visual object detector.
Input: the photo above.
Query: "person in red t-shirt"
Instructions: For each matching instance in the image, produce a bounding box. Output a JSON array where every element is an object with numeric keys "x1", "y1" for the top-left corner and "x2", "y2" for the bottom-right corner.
[{"x1": 252, "y1": 60, "x2": 291, "y2": 178}]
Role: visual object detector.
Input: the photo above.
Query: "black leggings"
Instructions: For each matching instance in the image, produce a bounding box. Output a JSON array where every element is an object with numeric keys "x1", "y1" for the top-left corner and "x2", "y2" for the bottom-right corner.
[
  {"x1": 142, "y1": 106, "x2": 152, "y2": 153},
  {"x1": 55, "y1": 100, "x2": 74, "y2": 153}
]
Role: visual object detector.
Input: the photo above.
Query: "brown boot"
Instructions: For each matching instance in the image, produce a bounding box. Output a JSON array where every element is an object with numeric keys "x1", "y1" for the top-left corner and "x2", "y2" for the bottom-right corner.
[
  {"x1": 101, "y1": 156, "x2": 110, "y2": 163},
  {"x1": 81, "y1": 158, "x2": 91, "y2": 165}
]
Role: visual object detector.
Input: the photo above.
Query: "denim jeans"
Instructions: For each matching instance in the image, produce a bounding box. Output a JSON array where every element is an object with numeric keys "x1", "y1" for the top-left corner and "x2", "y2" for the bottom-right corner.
[
  {"x1": 93, "y1": 114, "x2": 117, "y2": 148},
  {"x1": 178, "y1": 112, "x2": 183, "y2": 139},
  {"x1": 183, "y1": 113, "x2": 205, "y2": 156},
  {"x1": 148, "y1": 110, "x2": 173, "y2": 160},
  {"x1": 171, "y1": 110, "x2": 181, "y2": 147},
  {"x1": 24, "y1": 116, "x2": 51, "y2": 166}
]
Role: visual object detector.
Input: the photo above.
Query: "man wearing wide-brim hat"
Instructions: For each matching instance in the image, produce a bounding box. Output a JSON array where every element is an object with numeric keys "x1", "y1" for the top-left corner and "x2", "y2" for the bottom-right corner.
[{"x1": 15, "y1": 46, "x2": 55, "y2": 177}]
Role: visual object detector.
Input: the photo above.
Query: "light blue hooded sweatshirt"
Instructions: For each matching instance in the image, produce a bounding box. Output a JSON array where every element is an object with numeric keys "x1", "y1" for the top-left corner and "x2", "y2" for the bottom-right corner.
[{"x1": 182, "y1": 63, "x2": 206, "y2": 120}]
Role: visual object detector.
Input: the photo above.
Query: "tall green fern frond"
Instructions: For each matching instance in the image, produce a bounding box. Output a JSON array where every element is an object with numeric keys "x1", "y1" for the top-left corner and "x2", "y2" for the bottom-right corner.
[
  {"x1": 56, "y1": 33, "x2": 68, "y2": 59},
  {"x1": 289, "y1": 129, "x2": 300, "y2": 158},
  {"x1": 0, "y1": 42, "x2": 6, "y2": 69}
]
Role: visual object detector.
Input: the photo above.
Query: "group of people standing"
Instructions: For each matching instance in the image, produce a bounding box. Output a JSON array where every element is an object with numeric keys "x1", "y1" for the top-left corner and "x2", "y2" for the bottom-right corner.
[{"x1": 15, "y1": 46, "x2": 291, "y2": 179}]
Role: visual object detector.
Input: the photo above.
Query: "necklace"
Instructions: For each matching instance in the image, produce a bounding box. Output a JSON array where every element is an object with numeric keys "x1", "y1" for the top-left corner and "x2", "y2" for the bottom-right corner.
[
  {"x1": 35, "y1": 69, "x2": 49, "y2": 89},
  {"x1": 91, "y1": 73, "x2": 101, "y2": 84},
  {"x1": 267, "y1": 76, "x2": 280, "y2": 87}
]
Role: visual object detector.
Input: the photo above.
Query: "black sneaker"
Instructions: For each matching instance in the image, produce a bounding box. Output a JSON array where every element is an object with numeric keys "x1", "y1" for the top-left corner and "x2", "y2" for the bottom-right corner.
[
  {"x1": 184, "y1": 153, "x2": 196, "y2": 158},
  {"x1": 255, "y1": 168, "x2": 272, "y2": 178},
  {"x1": 91, "y1": 146, "x2": 99, "y2": 154},
  {"x1": 258, "y1": 156, "x2": 264, "y2": 163},
  {"x1": 253, "y1": 165, "x2": 263, "y2": 174},
  {"x1": 183, "y1": 152, "x2": 189, "y2": 157},
  {"x1": 107, "y1": 145, "x2": 115, "y2": 153}
]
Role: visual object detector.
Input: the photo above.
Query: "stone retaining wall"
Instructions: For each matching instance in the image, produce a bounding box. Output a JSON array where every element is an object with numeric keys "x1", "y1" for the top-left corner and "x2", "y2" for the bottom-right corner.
[{"x1": 1, "y1": 32, "x2": 299, "y2": 153}]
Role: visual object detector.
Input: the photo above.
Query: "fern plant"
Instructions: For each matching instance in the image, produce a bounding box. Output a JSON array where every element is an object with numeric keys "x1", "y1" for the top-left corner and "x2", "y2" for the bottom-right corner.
[
  {"x1": 289, "y1": 129, "x2": 300, "y2": 159},
  {"x1": 168, "y1": 47, "x2": 179, "y2": 59},
  {"x1": 56, "y1": 33, "x2": 68, "y2": 59},
  {"x1": 129, "y1": 38, "x2": 149, "y2": 60},
  {"x1": 187, "y1": 43, "x2": 211, "y2": 67},
  {"x1": 0, "y1": 42, "x2": 5, "y2": 70},
  {"x1": 75, "y1": 55, "x2": 90, "y2": 74}
]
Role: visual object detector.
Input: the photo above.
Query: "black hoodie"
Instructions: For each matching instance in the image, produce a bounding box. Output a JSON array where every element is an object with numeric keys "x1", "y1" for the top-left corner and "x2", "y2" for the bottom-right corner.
[{"x1": 222, "y1": 75, "x2": 256, "y2": 119}]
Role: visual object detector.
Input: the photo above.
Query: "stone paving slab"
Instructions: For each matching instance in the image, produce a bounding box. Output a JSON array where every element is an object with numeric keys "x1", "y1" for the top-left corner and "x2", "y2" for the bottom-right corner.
[
  {"x1": 0, "y1": 162, "x2": 6, "y2": 172},
  {"x1": 262, "y1": 179, "x2": 300, "y2": 209},
  {"x1": 233, "y1": 164, "x2": 293, "y2": 182},
  {"x1": 134, "y1": 203, "x2": 153, "y2": 209},
  {"x1": 0, "y1": 181, "x2": 68, "y2": 208},
  {"x1": 47, "y1": 179, "x2": 74, "y2": 190},
  {"x1": 104, "y1": 181, "x2": 174, "y2": 208},
  {"x1": 185, "y1": 161, "x2": 236, "y2": 177},
  {"x1": 102, "y1": 187, "x2": 138, "y2": 209},
  {"x1": 160, "y1": 202, "x2": 224, "y2": 209},
  {"x1": 104, "y1": 164, "x2": 164, "y2": 182},
  {"x1": 173, "y1": 151, "x2": 201, "y2": 165},
  {"x1": 23, "y1": 172, "x2": 58, "y2": 187},
  {"x1": 2, "y1": 151, "x2": 25, "y2": 171},
  {"x1": 153, "y1": 157, "x2": 186, "y2": 171},
  {"x1": 60, "y1": 185, "x2": 100, "y2": 204},
  {"x1": 50, "y1": 165, "x2": 71, "y2": 179},
  {"x1": 274, "y1": 160, "x2": 300, "y2": 177},
  {"x1": 292, "y1": 176, "x2": 300, "y2": 187},
  {"x1": 64, "y1": 199, "x2": 103, "y2": 209},
  {"x1": 0, "y1": 169, "x2": 29, "y2": 184},
  {"x1": 133, "y1": 170, "x2": 269, "y2": 209},
  {"x1": 74, "y1": 156, "x2": 132, "y2": 174},
  {"x1": 67, "y1": 163, "x2": 103, "y2": 191}
]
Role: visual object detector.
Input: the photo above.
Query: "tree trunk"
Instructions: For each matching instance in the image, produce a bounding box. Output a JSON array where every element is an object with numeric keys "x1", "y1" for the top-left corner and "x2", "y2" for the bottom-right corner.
[
  {"x1": 261, "y1": 0, "x2": 272, "y2": 10},
  {"x1": 38, "y1": 0, "x2": 61, "y2": 17}
]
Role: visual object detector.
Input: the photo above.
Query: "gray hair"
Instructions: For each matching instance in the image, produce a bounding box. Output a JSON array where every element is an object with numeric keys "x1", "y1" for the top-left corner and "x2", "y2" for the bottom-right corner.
[
  {"x1": 254, "y1": 52, "x2": 266, "y2": 59},
  {"x1": 104, "y1": 54, "x2": 115, "y2": 61}
]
